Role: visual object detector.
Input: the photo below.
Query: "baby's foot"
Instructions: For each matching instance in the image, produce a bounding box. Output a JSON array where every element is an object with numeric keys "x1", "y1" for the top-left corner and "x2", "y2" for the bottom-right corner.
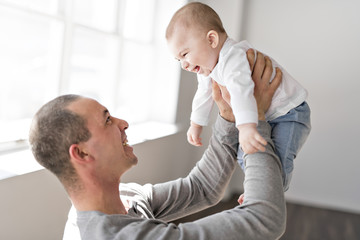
[{"x1": 237, "y1": 194, "x2": 244, "y2": 205}]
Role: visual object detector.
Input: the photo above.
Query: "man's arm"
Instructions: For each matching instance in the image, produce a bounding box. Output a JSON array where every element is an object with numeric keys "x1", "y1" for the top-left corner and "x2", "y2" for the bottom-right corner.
[
  {"x1": 150, "y1": 112, "x2": 239, "y2": 221},
  {"x1": 174, "y1": 121, "x2": 285, "y2": 240}
]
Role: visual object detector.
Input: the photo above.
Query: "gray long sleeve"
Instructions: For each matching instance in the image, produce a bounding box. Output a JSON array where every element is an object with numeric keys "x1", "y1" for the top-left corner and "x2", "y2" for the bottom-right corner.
[
  {"x1": 172, "y1": 119, "x2": 286, "y2": 240},
  {"x1": 74, "y1": 115, "x2": 286, "y2": 240},
  {"x1": 148, "y1": 114, "x2": 240, "y2": 222}
]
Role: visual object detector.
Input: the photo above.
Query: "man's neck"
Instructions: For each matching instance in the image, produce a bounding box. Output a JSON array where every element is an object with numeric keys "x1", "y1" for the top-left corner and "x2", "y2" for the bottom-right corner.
[{"x1": 70, "y1": 180, "x2": 127, "y2": 215}]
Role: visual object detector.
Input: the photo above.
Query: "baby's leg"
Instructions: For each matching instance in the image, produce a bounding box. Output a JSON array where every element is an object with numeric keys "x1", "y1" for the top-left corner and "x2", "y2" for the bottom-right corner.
[
  {"x1": 269, "y1": 102, "x2": 311, "y2": 191},
  {"x1": 237, "y1": 147, "x2": 245, "y2": 170}
]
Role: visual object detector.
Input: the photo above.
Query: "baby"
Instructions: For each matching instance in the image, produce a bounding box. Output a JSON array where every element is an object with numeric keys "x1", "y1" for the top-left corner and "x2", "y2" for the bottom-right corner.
[{"x1": 166, "y1": 2, "x2": 311, "y2": 191}]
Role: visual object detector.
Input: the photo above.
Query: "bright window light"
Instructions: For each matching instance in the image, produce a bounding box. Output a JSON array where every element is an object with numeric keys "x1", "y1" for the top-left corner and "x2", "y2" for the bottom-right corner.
[
  {"x1": 123, "y1": 0, "x2": 155, "y2": 42},
  {"x1": 0, "y1": 5, "x2": 63, "y2": 143},
  {"x1": 73, "y1": 0, "x2": 118, "y2": 32},
  {"x1": 1, "y1": 0, "x2": 58, "y2": 14},
  {"x1": 0, "y1": 0, "x2": 186, "y2": 164},
  {"x1": 68, "y1": 27, "x2": 119, "y2": 111}
]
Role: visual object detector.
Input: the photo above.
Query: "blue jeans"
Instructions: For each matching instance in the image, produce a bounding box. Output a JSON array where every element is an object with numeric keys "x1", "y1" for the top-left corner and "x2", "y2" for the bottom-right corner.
[{"x1": 237, "y1": 101, "x2": 311, "y2": 191}]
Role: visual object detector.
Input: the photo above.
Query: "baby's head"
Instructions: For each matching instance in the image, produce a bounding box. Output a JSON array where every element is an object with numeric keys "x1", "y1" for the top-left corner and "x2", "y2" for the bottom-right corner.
[
  {"x1": 166, "y1": 2, "x2": 226, "y2": 40},
  {"x1": 166, "y1": 2, "x2": 227, "y2": 76}
]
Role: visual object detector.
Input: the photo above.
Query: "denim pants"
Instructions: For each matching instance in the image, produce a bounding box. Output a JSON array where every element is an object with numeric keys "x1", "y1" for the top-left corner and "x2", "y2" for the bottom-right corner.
[{"x1": 237, "y1": 101, "x2": 311, "y2": 191}]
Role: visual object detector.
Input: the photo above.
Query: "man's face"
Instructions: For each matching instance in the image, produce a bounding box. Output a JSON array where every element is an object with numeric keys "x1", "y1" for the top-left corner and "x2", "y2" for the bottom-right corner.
[
  {"x1": 68, "y1": 98, "x2": 138, "y2": 179},
  {"x1": 167, "y1": 26, "x2": 219, "y2": 77}
]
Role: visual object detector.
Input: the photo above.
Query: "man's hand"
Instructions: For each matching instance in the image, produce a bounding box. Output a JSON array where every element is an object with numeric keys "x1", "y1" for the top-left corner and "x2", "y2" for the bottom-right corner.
[
  {"x1": 212, "y1": 80, "x2": 235, "y2": 122},
  {"x1": 246, "y1": 49, "x2": 282, "y2": 120},
  {"x1": 212, "y1": 49, "x2": 282, "y2": 122}
]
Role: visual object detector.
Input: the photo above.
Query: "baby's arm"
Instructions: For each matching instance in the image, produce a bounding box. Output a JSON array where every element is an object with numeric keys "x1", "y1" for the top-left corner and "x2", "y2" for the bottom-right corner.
[
  {"x1": 187, "y1": 121, "x2": 203, "y2": 146},
  {"x1": 237, "y1": 123, "x2": 267, "y2": 154},
  {"x1": 188, "y1": 75, "x2": 214, "y2": 147}
]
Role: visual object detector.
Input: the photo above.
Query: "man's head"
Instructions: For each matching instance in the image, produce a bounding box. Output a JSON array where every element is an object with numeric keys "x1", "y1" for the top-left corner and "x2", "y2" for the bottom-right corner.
[
  {"x1": 29, "y1": 95, "x2": 137, "y2": 192},
  {"x1": 166, "y1": 2, "x2": 227, "y2": 76},
  {"x1": 29, "y1": 95, "x2": 90, "y2": 190}
]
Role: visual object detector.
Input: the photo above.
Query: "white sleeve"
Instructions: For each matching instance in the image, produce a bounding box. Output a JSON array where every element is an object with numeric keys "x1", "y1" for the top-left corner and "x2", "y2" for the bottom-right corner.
[
  {"x1": 223, "y1": 47, "x2": 258, "y2": 127},
  {"x1": 190, "y1": 74, "x2": 214, "y2": 126}
]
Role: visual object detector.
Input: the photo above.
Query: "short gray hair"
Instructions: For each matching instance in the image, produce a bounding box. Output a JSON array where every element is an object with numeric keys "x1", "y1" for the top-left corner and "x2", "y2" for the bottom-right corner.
[{"x1": 29, "y1": 94, "x2": 91, "y2": 190}]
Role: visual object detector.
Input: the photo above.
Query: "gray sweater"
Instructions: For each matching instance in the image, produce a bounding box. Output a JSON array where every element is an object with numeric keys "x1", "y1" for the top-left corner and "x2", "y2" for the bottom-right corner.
[{"x1": 64, "y1": 115, "x2": 286, "y2": 240}]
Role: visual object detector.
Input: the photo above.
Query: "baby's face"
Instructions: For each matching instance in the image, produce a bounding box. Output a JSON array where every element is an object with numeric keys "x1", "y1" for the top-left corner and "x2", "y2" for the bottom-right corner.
[{"x1": 167, "y1": 27, "x2": 219, "y2": 77}]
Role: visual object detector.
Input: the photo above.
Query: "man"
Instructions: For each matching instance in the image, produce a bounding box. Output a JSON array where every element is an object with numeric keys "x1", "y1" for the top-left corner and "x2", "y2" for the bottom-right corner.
[{"x1": 29, "y1": 50, "x2": 285, "y2": 240}]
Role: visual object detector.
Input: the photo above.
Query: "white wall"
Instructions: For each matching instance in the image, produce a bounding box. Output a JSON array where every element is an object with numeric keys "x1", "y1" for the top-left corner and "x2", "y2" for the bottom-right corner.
[
  {"x1": 199, "y1": 0, "x2": 360, "y2": 213},
  {"x1": 238, "y1": 0, "x2": 360, "y2": 213}
]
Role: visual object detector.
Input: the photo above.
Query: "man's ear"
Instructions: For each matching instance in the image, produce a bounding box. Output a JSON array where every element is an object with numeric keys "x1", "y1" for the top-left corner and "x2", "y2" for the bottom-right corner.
[
  {"x1": 207, "y1": 30, "x2": 219, "y2": 49},
  {"x1": 69, "y1": 144, "x2": 92, "y2": 164}
]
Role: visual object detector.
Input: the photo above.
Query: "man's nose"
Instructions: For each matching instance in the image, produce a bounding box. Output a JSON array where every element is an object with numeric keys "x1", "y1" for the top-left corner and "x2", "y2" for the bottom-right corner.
[{"x1": 117, "y1": 118, "x2": 129, "y2": 130}]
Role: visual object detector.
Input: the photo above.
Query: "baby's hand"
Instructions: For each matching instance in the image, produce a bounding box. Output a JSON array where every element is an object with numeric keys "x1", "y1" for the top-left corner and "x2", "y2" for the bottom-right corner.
[
  {"x1": 238, "y1": 123, "x2": 267, "y2": 154},
  {"x1": 187, "y1": 122, "x2": 203, "y2": 146}
]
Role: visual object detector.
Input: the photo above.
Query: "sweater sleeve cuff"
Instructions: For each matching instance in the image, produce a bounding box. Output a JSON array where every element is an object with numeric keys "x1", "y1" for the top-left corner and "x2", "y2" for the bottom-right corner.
[
  {"x1": 213, "y1": 114, "x2": 238, "y2": 144},
  {"x1": 256, "y1": 120, "x2": 272, "y2": 140}
]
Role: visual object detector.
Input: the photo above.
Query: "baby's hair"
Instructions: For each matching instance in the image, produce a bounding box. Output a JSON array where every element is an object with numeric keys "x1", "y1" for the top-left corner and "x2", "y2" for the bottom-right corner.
[{"x1": 166, "y1": 2, "x2": 226, "y2": 39}]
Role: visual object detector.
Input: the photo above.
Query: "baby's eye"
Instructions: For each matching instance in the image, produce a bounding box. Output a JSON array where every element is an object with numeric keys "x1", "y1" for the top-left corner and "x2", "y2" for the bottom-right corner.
[{"x1": 182, "y1": 53, "x2": 188, "y2": 57}]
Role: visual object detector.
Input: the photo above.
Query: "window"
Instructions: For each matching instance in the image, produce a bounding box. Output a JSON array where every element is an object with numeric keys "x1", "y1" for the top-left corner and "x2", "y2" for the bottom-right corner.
[{"x1": 0, "y1": 0, "x2": 185, "y2": 160}]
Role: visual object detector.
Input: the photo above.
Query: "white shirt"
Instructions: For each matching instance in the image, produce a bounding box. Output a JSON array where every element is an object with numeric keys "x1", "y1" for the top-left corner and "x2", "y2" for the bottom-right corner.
[{"x1": 190, "y1": 38, "x2": 308, "y2": 126}]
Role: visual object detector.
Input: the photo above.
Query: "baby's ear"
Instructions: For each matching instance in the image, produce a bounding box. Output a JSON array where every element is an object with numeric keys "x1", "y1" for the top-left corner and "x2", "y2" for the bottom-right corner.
[{"x1": 207, "y1": 30, "x2": 219, "y2": 48}]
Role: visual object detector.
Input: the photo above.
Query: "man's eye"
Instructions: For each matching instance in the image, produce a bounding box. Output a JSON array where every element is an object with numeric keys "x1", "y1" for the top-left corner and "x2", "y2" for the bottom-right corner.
[{"x1": 106, "y1": 116, "x2": 112, "y2": 125}]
